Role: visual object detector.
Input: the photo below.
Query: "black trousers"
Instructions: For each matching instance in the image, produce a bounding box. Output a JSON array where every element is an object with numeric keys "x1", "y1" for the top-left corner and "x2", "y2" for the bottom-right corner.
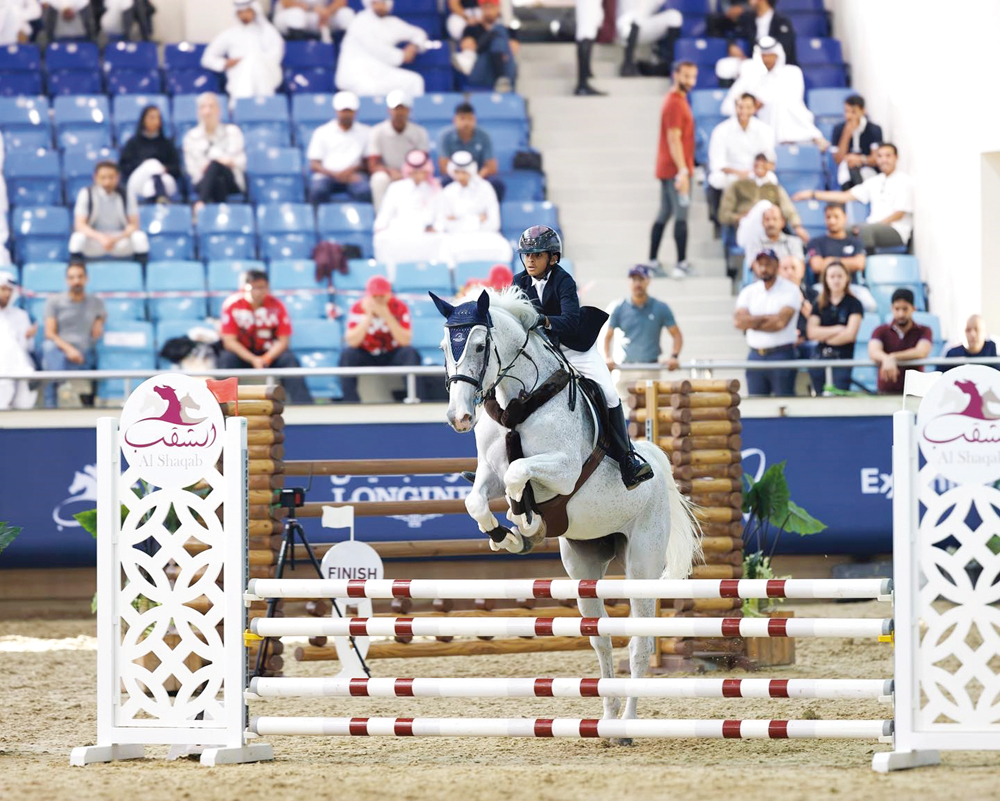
[
  {"x1": 195, "y1": 161, "x2": 241, "y2": 204},
  {"x1": 217, "y1": 349, "x2": 313, "y2": 404},
  {"x1": 339, "y1": 346, "x2": 441, "y2": 403}
]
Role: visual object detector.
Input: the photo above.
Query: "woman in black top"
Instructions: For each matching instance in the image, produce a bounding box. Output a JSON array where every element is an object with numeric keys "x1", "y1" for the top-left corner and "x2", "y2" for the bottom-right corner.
[
  {"x1": 806, "y1": 261, "x2": 865, "y2": 394},
  {"x1": 119, "y1": 106, "x2": 183, "y2": 206}
]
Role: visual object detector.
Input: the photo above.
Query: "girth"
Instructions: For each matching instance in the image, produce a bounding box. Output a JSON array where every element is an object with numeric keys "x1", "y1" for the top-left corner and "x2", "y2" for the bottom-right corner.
[{"x1": 483, "y1": 368, "x2": 608, "y2": 539}]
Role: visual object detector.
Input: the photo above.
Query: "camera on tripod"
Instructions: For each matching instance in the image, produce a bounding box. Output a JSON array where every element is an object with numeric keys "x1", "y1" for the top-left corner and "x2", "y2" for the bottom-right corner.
[{"x1": 277, "y1": 487, "x2": 306, "y2": 510}]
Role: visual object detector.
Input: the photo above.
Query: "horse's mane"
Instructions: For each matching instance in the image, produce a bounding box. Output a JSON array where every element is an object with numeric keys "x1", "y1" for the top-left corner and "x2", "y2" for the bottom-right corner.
[{"x1": 482, "y1": 286, "x2": 539, "y2": 332}]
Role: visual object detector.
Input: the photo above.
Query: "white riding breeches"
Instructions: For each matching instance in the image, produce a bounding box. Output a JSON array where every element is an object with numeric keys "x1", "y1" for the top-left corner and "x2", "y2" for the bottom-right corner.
[
  {"x1": 561, "y1": 342, "x2": 618, "y2": 408},
  {"x1": 575, "y1": 0, "x2": 603, "y2": 41}
]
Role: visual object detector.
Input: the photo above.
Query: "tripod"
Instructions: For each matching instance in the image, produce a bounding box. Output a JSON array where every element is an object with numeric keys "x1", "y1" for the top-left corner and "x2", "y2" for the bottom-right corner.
[{"x1": 252, "y1": 503, "x2": 370, "y2": 679}]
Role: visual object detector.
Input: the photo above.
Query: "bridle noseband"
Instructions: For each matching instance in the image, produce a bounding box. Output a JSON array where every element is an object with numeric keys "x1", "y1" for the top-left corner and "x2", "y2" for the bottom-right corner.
[{"x1": 444, "y1": 319, "x2": 542, "y2": 407}]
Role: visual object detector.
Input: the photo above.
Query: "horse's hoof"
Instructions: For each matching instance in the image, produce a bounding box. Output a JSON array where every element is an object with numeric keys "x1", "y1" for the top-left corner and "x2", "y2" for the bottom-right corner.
[{"x1": 608, "y1": 737, "x2": 634, "y2": 747}]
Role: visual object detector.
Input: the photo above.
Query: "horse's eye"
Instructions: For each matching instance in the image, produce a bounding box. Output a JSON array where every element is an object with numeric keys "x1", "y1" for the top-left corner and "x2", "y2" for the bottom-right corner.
[{"x1": 475, "y1": 344, "x2": 485, "y2": 353}]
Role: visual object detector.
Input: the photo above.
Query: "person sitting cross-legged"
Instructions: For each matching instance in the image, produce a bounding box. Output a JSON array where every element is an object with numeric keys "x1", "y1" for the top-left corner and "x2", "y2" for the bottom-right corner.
[{"x1": 69, "y1": 161, "x2": 150, "y2": 263}]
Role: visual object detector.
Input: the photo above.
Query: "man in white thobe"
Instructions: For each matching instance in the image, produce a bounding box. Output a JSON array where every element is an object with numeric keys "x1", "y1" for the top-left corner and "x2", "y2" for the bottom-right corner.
[
  {"x1": 373, "y1": 150, "x2": 444, "y2": 265},
  {"x1": 201, "y1": 0, "x2": 285, "y2": 101},
  {"x1": 436, "y1": 151, "x2": 512, "y2": 264},
  {"x1": 722, "y1": 36, "x2": 827, "y2": 148},
  {"x1": 335, "y1": 0, "x2": 427, "y2": 98},
  {"x1": 0, "y1": 0, "x2": 40, "y2": 44},
  {"x1": 273, "y1": 0, "x2": 355, "y2": 40},
  {"x1": 0, "y1": 271, "x2": 37, "y2": 410}
]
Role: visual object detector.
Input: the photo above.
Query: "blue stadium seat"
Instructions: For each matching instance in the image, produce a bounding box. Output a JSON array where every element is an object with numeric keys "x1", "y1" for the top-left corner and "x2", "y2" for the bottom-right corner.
[
  {"x1": 96, "y1": 319, "x2": 156, "y2": 400},
  {"x1": 47, "y1": 71, "x2": 103, "y2": 96},
  {"x1": 141, "y1": 204, "x2": 195, "y2": 261},
  {"x1": 284, "y1": 68, "x2": 336, "y2": 96},
  {"x1": 247, "y1": 147, "x2": 305, "y2": 203},
  {"x1": 775, "y1": 171, "x2": 824, "y2": 196},
  {"x1": 452, "y1": 260, "x2": 497, "y2": 293},
  {"x1": 501, "y1": 171, "x2": 545, "y2": 202},
  {"x1": 296, "y1": 348, "x2": 343, "y2": 399},
  {"x1": 291, "y1": 92, "x2": 338, "y2": 144},
  {"x1": 53, "y1": 95, "x2": 111, "y2": 149},
  {"x1": 334, "y1": 258, "x2": 388, "y2": 293},
  {"x1": 291, "y1": 317, "x2": 344, "y2": 398},
  {"x1": 787, "y1": 12, "x2": 829, "y2": 38},
  {"x1": 412, "y1": 92, "x2": 460, "y2": 129},
  {"x1": 164, "y1": 70, "x2": 221, "y2": 96},
  {"x1": 674, "y1": 38, "x2": 729, "y2": 66},
  {"x1": 256, "y1": 203, "x2": 317, "y2": 261},
  {"x1": 679, "y1": 14, "x2": 708, "y2": 38},
  {"x1": 270, "y1": 258, "x2": 321, "y2": 289},
  {"x1": 912, "y1": 312, "x2": 942, "y2": 345},
  {"x1": 12, "y1": 206, "x2": 70, "y2": 265},
  {"x1": 851, "y1": 340, "x2": 877, "y2": 393},
  {"x1": 470, "y1": 92, "x2": 527, "y2": 123},
  {"x1": 146, "y1": 260, "x2": 207, "y2": 321},
  {"x1": 46, "y1": 41, "x2": 99, "y2": 71},
  {"x1": 408, "y1": 296, "x2": 441, "y2": 318},
  {"x1": 356, "y1": 95, "x2": 385, "y2": 125},
  {"x1": 234, "y1": 95, "x2": 291, "y2": 142},
  {"x1": 5, "y1": 149, "x2": 62, "y2": 206},
  {"x1": 20, "y1": 261, "x2": 65, "y2": 319},
  {"x1": 58, "y1": 127, "x2": 112, "y2": 150},
  {"x1": 393, "y1": 261, "x2": 452, "y2": 294},
  {"x1": 163, "y1": 43, "x2": 206, "y2": 70},
  {"x1": 243, "y1": 127, "x2": 292, "y2": 151},
  {"x1": 803, "y1": 65, "x2": 848, "y2": 90},
  {"x1": 500, "y1": 201, "x2": 558, "y2": 240},
  {"x1": 871, "y1": 284, "x2": 927, "y2": 315},
  {"x1": 275, "y1": 288, "x2": 327, "y2": 319},
  {"x1": 317, "y1": 203, "x2": 376, "y2": 258},
  {"x1": 797, "y1": 38, "x2": 843, "y2": 66},
  {"x1": 106, "y1": 69, "x2": 162, "y2": 96},
  {"x1": 866, "y1": 254, "x2": 921, "y2": 286},
  {"x1": 0, "y1": 71, "x2": 42, "y2": 97},
  {"x1": 196, "y1": 203, "x2": 257, "y2": 261},
  {"x1": 662, "y1": 0, "x2": 709, "y2": 13},
  {"x1": 103, "y1": 40, "x2": 159, "y2": 71},
  {"x1": 689, "y1": 88, "x2": 727, "y2": 119},
  {"x1": 88, "y1": 261, "x2": 146, "y2": 321},
  {"x1": 155, "y1": 318, "x2": 203, "y2": 353},
  {"x1": 411, "y1": 47, "x2": 451, "y2": 93},
  {"x1": 492, "y1": 142, "x2": 517, "y2": 172},
  {"x1": 0, "y1": 44, "x2": 41, "y2": 72},
  {"x1": 173, "y1": 93, "x2": 231, "y2": 142},
  {"x1": 207, "y1": 259, "x2": 266, "y2": 316},
  {"x1": 283, "y1": 40, "x2": 336, "y2": 68},
  {"x1": 807, "y1": 87, "x2": 855, "y2": 118},
  {"x1": 0, "y1": 96, "x2": 52, "y2": 148},
  {"x1": 774, "y1": 143, "x2": 823, "y2": 173},
  {"x1": 113, "y1": 94, "x2": 171, "y2": 144},
  {"x1": 695, "y1": 114, "x2": 724, "y2": 165},
  {"x1": 63, "y1": 146, "x2": 120, "y2": 199},
  {"x1": 410, "y1": 315, "x2": 444, "y2": 349}
]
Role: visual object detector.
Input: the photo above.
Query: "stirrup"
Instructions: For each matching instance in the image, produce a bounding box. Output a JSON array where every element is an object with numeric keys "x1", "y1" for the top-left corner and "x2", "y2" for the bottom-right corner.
[
  {"x1": 621, "y1": 456, "x2": 654, "y2": 491},
  {"x1": 460, "y1": 470, "x2": 476, "y2": 484}
]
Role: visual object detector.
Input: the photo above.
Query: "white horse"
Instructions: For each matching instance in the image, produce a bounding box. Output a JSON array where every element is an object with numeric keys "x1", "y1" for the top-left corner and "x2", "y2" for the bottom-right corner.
[{"x1": 431, "y1": 287, "x2": 701, "y2": 739}]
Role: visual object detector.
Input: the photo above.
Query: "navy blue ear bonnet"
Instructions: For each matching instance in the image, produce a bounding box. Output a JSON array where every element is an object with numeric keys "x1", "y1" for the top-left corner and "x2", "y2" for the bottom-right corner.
[
  {"x1": 429, "y1": 291, "x2": 493, "y2": 361},
  {"x1": 443, "y1": 300, "x2": 492, "y2": 329}
]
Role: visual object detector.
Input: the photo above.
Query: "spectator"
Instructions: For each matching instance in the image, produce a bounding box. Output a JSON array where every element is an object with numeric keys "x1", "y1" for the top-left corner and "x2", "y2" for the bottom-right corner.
[
  {"x1": 69, "y1": 161, "x2": 150, "y2": 263},
  {"x1": 722, "y1": 37, "x2": 826, "y2": 148},
  {"x1": 306, "y1": 91, "x2": 372, "y2": 204},
  {"x1": 457, "y1": 263, "x2": 513, "y2": 298},
  {"x1": 778, "y1": 256, "x2": 814, "y2": 356},
  {"x1": 42, "y1": 261, "x2": 104, "y2": 409},
  {"x1": 0, "y1": 270, "x2": 37, "y2": 410},
  {"x1": 806, "y1": 261, "x2": 863, "y2": 394},
  {"x1": 573, "y1": 0, "x2": 604, "y2": 95},
  {"x1": 736, "y1": 0, "x2": 796, "y2": 65},
  {"x1": 0, "y1": 0, "x2": 40, "y2": 44},
  {"x1": 373, "y1": 149, "x2": 443, "y2": 265},
  {"x1": 868, "y1": 288, "x2": 932, "y2": 394},
  {"x1": 100, "y1": 0, "x2": 154, "y2": 40},
  {"x1": 707, "y1": 93, "x2": 775, "y2": 221},
  {"x1": 718, "y1": 153, "x2": 806, "y2": 238},
  {"x1": 436, "y1": 151, "x2": 511, "y2": 264},
  {"x1": 616, "y1": 3, "x2": 682, "y2": 79},
  {"x1": 218, "y1": 269, "x2": 313, "y2": 404},
  {"x1": 119, "y1": 105, "x2": 182, "y2": 209},
  {"x1": 201, "y1": 0, "x2": 285, "y2": 102},
  {"x1": 446, "y1": 0, "x2": 481, "y2": 41},
  {"x1": 272, "y1": 0, "x2": 355, "y2": 41},
  {"x1": 707, "y1": 0, "x2": 746, "y2": 39},
  {"x1": 733, "y1": 248, "x2": 801, "y2": 396},
  {"x1": 739, "y1": 202, "x2": 806, "y2": 284},
  {"x1": 438, "y1": 102, "x2": 504, "y2": 202},
  {"x1": 603, "y1": 264, "x2": 684, "y2": 399},
  {"x1": 806, "y1": 203, "x2": 865, "y2": 280},
  {"x1": 831, "y1": 95, "x2": 883, "y2": 190},
  {"x1": 793, "y1": 143, "x2": 914, "y2": 251},
  {"x1": 43, "y1": 0, "x2": 96, "y2": 41},
  {"x1": 452, "y1": 0, "x2": 518, "y2": 93},
  {"x1": 945, "y1": 315, "x2": 998, "y2": 369},
  {"x1": 648, "y1": 60, "x2": 697, "y2": 279},
  {"x1": 183, "y1": 93, "x2": 248, "y2": 210},
  {"x1": 335, "y1": 0, "x2": 427, "y2": 99},
  {"x1": 715, "y1": 41, "x2": 747, "y2": 86},
  {"x1": 339, "y1": 275, "x2": 425, "y2": 403},
  {"x1": 368, "y1": 90, "x2": 430, "y2": 211}
]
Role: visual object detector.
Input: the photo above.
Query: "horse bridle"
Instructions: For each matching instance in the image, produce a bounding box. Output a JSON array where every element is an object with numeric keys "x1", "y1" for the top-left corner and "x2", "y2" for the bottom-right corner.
[{"x1": 444, "y1": 320, "x2": 544, "y2": 407}]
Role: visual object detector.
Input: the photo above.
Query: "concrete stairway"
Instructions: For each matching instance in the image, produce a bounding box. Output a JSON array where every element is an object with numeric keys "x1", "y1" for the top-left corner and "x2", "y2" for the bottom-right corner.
[{"x1": 515, "y1": 43, "x2": 747, "y2": 369}]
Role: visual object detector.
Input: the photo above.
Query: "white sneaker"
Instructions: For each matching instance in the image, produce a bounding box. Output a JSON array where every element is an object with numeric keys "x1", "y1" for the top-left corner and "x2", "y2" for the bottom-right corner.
[
  {"x1": 672, "y1": 261, "x2": 691, "y2": 279},
  {"x1": 644, "y1": 259, "x2": 667, "y2": 277}
]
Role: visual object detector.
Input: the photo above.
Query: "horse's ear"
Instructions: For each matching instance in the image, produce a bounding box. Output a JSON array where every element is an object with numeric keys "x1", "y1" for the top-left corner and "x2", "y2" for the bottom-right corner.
[
  {"x1": 476, "y1": 290, "x2": 490, "y2": 317},
  {"x1": 428, "y1": 292, "x2": 454, "y2": 319}
]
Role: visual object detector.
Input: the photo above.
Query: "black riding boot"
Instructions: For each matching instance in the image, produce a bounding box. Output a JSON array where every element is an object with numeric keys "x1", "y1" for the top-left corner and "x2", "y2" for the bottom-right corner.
[
  {"x1": 608, "y1": 402, "x2": 654, "y2": 490},
  {"x1": 574, "y1": 39, "x2": 605, "y2": 96},
  {"x1": 620, "y1": 22, "x2": 640, "y2": 76}
]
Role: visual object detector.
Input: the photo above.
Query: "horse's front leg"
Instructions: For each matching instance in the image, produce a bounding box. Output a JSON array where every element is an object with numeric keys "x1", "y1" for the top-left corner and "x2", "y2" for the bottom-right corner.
[
  {"x1": 504, "y1": 452, "x2": 577, "y2": 544},
  {"x1": 464, "y1": 463, "x2": 522, "y2": 552}
]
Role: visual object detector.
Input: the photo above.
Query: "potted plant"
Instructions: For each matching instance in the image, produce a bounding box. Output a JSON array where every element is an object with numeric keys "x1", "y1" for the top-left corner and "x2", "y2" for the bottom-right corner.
[{"x1": 0, "y1": 521, "x2": 22, "y2": 556}]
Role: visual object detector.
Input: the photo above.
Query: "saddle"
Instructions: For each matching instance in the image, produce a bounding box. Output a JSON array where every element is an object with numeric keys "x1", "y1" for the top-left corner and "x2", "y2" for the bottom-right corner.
[{"x1": 483, "y1": 369, "x2": 612, "y2": 539}]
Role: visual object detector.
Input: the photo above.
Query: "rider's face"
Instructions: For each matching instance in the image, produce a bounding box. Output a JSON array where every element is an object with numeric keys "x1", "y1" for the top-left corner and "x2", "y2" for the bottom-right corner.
[{"x1": 523, "y1": 252, "x2": 550, "y2": 277}]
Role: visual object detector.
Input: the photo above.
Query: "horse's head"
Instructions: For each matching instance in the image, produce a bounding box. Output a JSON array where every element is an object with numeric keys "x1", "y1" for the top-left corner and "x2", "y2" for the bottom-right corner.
[
  {"x1": 431, "y1": 290, "x2": 495, "y2": 432},
  {"x1": 154, "y1": 385, "x2": 177, "y2": 403},
  {"x1": 956, "y1": 379, "x2": 979, "y2": 398}
]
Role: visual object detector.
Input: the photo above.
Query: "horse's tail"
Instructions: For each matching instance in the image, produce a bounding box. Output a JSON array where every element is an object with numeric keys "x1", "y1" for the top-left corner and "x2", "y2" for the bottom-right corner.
[{"x1": 647, "y1": 444, "x2": 703, "y2": 579}]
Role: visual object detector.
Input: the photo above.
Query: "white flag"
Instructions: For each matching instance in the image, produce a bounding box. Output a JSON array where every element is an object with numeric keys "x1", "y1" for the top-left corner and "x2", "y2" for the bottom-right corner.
[{"x1": 321, "y1": 505, "x2": 355, "y2": 535}]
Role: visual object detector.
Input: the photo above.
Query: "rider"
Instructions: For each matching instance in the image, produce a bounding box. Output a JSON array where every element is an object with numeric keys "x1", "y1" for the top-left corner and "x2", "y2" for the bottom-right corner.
[{"x1": 514, "y1": 224, "x2": 654, "y2": 490}]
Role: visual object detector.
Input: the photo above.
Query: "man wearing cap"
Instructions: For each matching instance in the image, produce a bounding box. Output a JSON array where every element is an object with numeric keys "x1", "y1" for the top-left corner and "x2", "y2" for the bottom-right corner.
[
  {"x1": 604, "y1": 264, "x2": 684, "y2": 399},
  {"x1": 201, "y1": 1, "x2": 285, "y2": 101},
  {"x1": 0, "y1": 270, "x2": 37, "y2": 410},
  {"x1": 335, "y1": 0, "x2": 428, "y2": 99},
  {"x1": 733, "y1": 248, "x2": 802, "y2": 396},
  {"x1": 367, "y1": 91, "x2": 431, "y2": 210},
  {"x1": 453, "y1": 0, "x2": 517, "y2": 93},
  {"x1": 436, "y1": 151, "x2": 511, "y2": 264},
  {"x1": 273, "y1": 0, "x2": 355, "y2": 41},
  {"x1": 868, "y1": 288, "x2": 932, "y2": 394},
  {"x1": 340, "y1": 275, "x2": 425, "y2": 403},
  {"x1": 306, "y1": 91, "x2": 372, "y2": 204}
]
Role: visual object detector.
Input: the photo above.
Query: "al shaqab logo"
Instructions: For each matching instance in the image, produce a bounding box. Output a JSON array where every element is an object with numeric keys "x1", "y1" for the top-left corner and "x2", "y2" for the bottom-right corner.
[
  {"x1": 123, "y1": 384, "x2": 218, "y2": 450},
  {"x1": 922, "y1": 379, "x2": 1000, "y2": 445}
]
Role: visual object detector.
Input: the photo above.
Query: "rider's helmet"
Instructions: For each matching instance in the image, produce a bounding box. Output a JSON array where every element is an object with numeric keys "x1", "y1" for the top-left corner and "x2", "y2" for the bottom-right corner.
[{"x1": 517, "y1": 225, "x2": 562, "y2": 268}]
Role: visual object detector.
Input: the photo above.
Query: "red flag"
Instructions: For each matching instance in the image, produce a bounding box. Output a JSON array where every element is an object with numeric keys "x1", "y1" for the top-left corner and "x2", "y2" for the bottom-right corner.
[{"x1": 206, "y1": 377, "x2": 239, "y2": 415}]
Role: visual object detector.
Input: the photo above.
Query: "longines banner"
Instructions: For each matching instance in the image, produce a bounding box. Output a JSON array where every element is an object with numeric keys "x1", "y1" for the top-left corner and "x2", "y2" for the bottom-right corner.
[{"x1": 0, "y1": 416, "x2": 894, "y2": 568}]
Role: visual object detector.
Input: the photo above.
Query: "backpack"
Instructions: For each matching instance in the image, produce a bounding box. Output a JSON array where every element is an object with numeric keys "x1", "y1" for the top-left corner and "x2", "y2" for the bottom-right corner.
[{"x1": 85, "y1": 185, "x2": 129, "y2": 229}]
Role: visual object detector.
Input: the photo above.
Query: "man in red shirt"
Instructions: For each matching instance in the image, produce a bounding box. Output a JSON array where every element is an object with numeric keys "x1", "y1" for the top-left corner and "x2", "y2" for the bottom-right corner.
[
  {"x1": 219, "y1": 269, "x2": 313, "y2": 404},
  {"x1": 649, "y1": 60, "x2": 697, "y2": 279},
  {"x1": 339, "y1": 275, "x2": 424, "y2": 402},
  {"x1": 868, "y1": 288, "x2": 932, "y2": 394}
]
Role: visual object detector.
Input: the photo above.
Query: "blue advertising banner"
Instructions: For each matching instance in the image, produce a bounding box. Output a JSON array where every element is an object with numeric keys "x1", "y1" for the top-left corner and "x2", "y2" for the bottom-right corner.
[{"x1": 0, "y1": 416, "x2": 895, "y2": 568}]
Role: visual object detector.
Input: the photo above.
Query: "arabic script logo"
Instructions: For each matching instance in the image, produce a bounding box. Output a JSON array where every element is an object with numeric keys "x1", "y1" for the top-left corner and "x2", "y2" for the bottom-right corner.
[{"x1": 123, "y1": 385, "x2": 218, "y2": 450}]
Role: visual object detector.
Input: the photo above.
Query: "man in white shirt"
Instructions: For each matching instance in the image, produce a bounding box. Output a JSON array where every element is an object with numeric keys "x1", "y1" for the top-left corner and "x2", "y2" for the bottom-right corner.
[
  {"x1": 335, "y1": 0, "x2": 428, "y2": 99},
  {"x1": 273, "y1": 0, "x2": 355, "y2": 41},
  {"x1": 707, "y1": 92, "x2": 775, "y2": 225},
  {"x1": 307, "y1": 91, "x2": 372, "y2": 204},
  {"x1": 739, "y1": 202, "x2": 806, "y2": 284},
  {"x1": 794, "y1": 143, "x2": 914, "y2": 250},
  {"x1": 183, "y1": 93, "x2": 248, "y2": 209},
  {"x1": 367, "y1": 90, "x2": 430, "y2": 210},
  {"x1": 436, "y1": 150, "x2": 511, "y2": 264},
  {"x1": 201, "y1": 0, "x2": 285, "y2": 102},
  {"x1": 734, "y1": 248, "x2": 802, "y2": 396}
]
